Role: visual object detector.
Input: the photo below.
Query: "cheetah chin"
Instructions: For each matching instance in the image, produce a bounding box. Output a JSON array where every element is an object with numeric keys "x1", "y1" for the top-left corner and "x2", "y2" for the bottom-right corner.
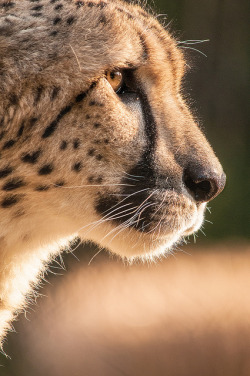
[{"x1": 0, "y1": 0, "x2": 225, "y2": 345}]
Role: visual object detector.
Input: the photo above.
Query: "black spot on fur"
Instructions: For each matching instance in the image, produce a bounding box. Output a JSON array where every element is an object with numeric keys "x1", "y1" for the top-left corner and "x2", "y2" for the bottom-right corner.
[
  {"x1": 30, "y1": 117, "x2": 38, "y2": 127},
  {"x1": 76, "y1": 1, "x2": 85, "y2": 8},
  {"x1": 1, "y1": 194, "x2": 22, "y2": 208},
  {"x1": 1, "y1": 2, "x2": 15, "y2": 9},
  {"x1": 38, "y1": 164, "x2": 54, "y2": 175},
  {"x1": 2, "y1": 177, "x2": 26, "y2": 191},
  {"x1": 35, "y1": 185, "x2": 50, "y2": 191},
  {"x1": 116, "y1": 7, "x2": 134, "y2": 20},
  {"x1": 17, "y1": 122, "x2": 25, "y2": 137},
  {"x1": 88, "y1": 148, "x2": 95, "y2": 156},
  {"x1": 34, "y1": 86, "x2": 44, "y2": 104},
  {"x1": 21, "y1": 149, "x2": 41, "y2": 164},
  {"x1": 89, "y1": 101, "x2": 104, "y2": 107},
  {"x1": 88, "y1": 176, "x2": 93, "y2": 183},
  {"x1": 54, "y1": 4, "x2": 63, "y2": 10},
  {"x1": 50, "y1": 0, "x2": 59, "y2": 3},
  {"x1": 104, "y1": 139, "x2": 109, "y2": 144},
  {"x1": 55, "y1": 180, "x2": 64, "y2": 187},
  {"x1": 48, "y1": 52, "x2": 58, "y2": 60},
  {"x1": 87, "y1": 2, "x2": 94, "y2": 7},
  {"x1": 0, "y1": 166, "x2": 13, "y2": 179},
  {"x1": 76, "y1": 1, "x2": 84, "y2": 8},
  {"x1": 9, "y1": 93, "x2": 18, "y2": 106},
  {"x1": 31, "y1": 12, "x2": 43, "y2": 17},
  {"x1": 138, "y1": 9, "x2": 149, "y2": 18},
  {"x1": 67, "y1": 16, "x2": 75, "y2": 25},
  {"x1": 51, "y1": 86, "x2": 61, "y2": 100},
  {"x1": 73, "y1": 139, "x2": 80, "y2": 149},
  {"x1": 60, "y1": 140, "x2": 68, "y2": 150},
  {"x1": 72, "y1": 162, "x2": 82, "y2": 172},
  {"x1": 96, "y1": 176, "x2": 103, "y2": 183},
  {"x1": 50, "y1": 31, "x2": 58, "y2": 37},
  {"x1": 3, "y1": 140, "x2": 15, "y2": 149},
  {"x1": 53, "y1": 17, "x2": 61, "y2": 25},
  {"x1": 94, "y1": 123, "x2": 101, "y2": 128},
  {"x1": 96, "y1": 154, "x2": 103, "y2": 161},
  {"x1": 98, "y1": 2, "x2": 107, "y2": 9},
  {"x1": 31, "y1": 4, "x2": 43, "y2": 10},
  {"x1": 99, "y1": 15, "x2": 106, "y2": 24},
  {"x1": 86, "y1": 114, "x2": 90, "y2": 119}
]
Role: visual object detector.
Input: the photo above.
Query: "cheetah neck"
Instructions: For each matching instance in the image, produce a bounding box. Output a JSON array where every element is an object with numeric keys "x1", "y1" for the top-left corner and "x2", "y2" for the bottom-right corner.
[{"x1": 0, "y1": 216, "x2": 76, "y2": 347}]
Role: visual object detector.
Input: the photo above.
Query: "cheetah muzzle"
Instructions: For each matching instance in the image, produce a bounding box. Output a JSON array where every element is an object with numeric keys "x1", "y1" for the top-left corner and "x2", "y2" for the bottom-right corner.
[{"x1": 0, "y1": 0, "x2": 225, "y2": 345}]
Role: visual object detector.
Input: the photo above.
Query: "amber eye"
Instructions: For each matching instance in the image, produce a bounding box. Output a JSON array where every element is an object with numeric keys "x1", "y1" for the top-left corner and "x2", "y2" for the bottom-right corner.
[{"x1": 106, "y1": 70, "x2": 123, "y2": 92}]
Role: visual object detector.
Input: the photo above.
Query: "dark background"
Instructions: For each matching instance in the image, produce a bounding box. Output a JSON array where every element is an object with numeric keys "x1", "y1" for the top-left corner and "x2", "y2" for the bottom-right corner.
[{"x1": 1, "y1": 0, "x2": 249, "y2": 374}]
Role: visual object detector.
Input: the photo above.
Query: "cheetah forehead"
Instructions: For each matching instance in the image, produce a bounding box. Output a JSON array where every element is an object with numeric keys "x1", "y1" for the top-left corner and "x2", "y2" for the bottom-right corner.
[{"x1": 0, "y1": 0, "x2": 184, "y2": 96}]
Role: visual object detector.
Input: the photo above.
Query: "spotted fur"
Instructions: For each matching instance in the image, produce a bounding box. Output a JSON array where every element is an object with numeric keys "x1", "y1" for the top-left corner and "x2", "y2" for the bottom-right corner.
[{"x1": 0, "y1": 0, "x2": 225, "y2": 347}]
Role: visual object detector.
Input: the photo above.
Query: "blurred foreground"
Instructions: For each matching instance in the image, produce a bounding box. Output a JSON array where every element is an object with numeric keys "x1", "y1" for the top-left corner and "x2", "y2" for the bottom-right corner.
[{"x1": 2, "y1": 242, "x2": 250, "y2": 376}]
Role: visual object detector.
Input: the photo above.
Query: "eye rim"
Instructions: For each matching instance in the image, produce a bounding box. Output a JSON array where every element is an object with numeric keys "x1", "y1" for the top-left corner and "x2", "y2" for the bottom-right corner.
[{"x1": 105, "y1": 69, "x2": 137, "y2": 95}]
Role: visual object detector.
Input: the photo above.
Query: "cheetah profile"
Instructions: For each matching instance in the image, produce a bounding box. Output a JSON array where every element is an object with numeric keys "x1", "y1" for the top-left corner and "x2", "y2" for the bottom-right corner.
[{"x1": 0, "y1": 0, "x2": 225, "y2": 345}]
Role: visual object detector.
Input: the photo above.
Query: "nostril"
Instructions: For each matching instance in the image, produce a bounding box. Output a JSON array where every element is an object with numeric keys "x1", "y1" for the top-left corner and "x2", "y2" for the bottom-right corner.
[{"x1": 183, "y1": 169, "x2": 226, "y2": 203}]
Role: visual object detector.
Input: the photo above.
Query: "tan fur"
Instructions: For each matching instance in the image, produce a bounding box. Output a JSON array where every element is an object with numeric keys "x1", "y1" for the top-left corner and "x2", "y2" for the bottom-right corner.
[{"x1": 0, "y1": 0, "x2": 225, "y2": 346}]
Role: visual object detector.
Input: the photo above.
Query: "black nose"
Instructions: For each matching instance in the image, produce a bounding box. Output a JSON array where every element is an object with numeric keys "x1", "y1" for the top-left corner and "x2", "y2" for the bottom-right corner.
[{"x1": 183, "y1": 166, "x2": 226, "y2": 203}]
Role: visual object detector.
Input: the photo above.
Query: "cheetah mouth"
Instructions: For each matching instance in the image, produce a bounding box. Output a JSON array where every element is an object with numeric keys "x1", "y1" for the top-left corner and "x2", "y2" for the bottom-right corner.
[{"x1": 95, "y1": 188, "x2": 202, "y2": 239}]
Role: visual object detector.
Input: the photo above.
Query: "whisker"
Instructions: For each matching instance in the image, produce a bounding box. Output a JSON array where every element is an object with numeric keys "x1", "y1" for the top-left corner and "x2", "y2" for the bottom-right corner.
[
  {"x1": 99, "y1": 187, "x2": 150, "y2": 216},
  {"x1": 199, "y1": 227, "x2": 206, "y2": 237},
  {"x1": 123, "y1": 172, "x2": 144, "y2": 179},
  {"x1": 77, "y1": 201, "x2": 140, "y2": 239},
  {"x1": 204, "y1": 219, "x2": 213, "y2": 225},
  {"x1": 206, "y1": 206, "x2": 212, "y2": 214},
  {"x1": 100, "y1": 204, "x2": 150, "y2": 243},
  {"x1": 179, "y1": 46, "x2": 207, "y2": 57},
  {"x1": 52, "y1": 183, "x2": 135, "y2": 189},
  {"x1": 88, "y1": 246, "x2": 105, "y2": 266},
  {"x1": 178, "y1": 39, "x2": 209, "y2": 45}
]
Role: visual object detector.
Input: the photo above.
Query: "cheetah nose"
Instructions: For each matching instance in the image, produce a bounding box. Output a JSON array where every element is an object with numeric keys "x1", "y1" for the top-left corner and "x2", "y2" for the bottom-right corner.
[{"x1": 183, "y1": 166, "x2": 226, "y2": 203}]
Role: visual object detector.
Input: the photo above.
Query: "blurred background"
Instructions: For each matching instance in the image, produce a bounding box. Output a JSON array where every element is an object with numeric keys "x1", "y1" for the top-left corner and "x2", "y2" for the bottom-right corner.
[{"x1": 1, "y1": 0, "x2": 249, "y2": 375}]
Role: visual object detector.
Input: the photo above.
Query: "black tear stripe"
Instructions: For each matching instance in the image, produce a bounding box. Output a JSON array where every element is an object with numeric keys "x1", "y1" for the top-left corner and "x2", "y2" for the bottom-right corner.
[
  {"x1": 125, "y1": 88, "x2": 157, "y2": 187},
  {"x1": 96, "y1": 71, "x2": 159, "y2": 232},
  {"x1": 42, "y1": 82, "x2": 96, "y2": 138}
]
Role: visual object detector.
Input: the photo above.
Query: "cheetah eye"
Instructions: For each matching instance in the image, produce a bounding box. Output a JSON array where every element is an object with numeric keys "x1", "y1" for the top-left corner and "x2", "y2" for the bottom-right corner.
[
  {"x1": 106, "y1": 70, "x2": 123, "y2": 93},
  {"x1": 106, "y1": 69, "x2": 137, "y2": 96}
]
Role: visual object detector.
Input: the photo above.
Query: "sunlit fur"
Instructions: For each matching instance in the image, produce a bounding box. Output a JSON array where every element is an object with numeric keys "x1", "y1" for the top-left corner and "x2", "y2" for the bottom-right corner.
[{"x1": 0, "y1": 0, "x2": 224, "y2": 346}]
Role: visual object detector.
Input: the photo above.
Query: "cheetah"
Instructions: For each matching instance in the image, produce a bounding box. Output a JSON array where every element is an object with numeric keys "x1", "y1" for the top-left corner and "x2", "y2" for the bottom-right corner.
[{"x1": 0, "y1": 0, "x2": 225, "y2": 345}]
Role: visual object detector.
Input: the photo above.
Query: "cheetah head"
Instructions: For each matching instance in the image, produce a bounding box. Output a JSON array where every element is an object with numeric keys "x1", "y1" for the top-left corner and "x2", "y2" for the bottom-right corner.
[{"x1": 0, "y1": 0, "x2": 225, "y2": 260}]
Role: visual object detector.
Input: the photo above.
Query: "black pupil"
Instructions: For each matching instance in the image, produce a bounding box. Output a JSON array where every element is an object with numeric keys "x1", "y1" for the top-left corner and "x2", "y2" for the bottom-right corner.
[{"x1": 107, "y1": 69, "x2": 137, "y2": 95}]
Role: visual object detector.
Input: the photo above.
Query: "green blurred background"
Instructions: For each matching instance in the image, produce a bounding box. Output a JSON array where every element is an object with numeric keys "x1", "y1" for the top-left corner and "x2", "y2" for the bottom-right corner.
[{"x1": 150, "y1": 0, "x2": 249, "y2": 242}]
